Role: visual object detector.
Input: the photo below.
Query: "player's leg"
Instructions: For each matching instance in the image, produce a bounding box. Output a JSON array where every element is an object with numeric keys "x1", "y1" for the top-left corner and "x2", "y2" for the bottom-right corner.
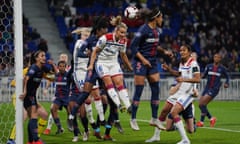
[
  {"x1": 146, "y1": 101, "x2": 173, "y2": 142},
  {"x1": 198, "y1": 92, "x2": 215, "y2": 127},
  {"x1": 171, "y1": 102, "x2": 191, "y2": 144},
  {"x1": 51, "y1": 100, "x2": 64, "y2": 134},
  {"x1": 103, "y1": 96, "x2": 116, "y2": 141},
  {"x1": 70, "y1": 81, "x2": 94, "y2": 118},
  {"x1": 68, "y1": 97, "x2": 81, "y2": 142},
  {"x1": 36, "y1": 103, "x2": 48, "y2": 136},
  {"x1": 84, "y1": 97, "x2": 95, "y2": 124},
  {"x1": 92, "y1": 89, "x2": 105, "y2": 125},
  {"x1": 130, "y1": 74, "x2": 145, "y2": 130},
  {"x1": 147, "y1": 73, "x2": 165, "y2": 130}
]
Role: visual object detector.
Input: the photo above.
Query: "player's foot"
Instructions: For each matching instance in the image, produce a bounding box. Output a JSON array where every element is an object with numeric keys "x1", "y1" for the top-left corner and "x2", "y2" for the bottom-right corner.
[
  {"x1": 6, "y1": 139, "x2": 15, "y2": 144},
  {"x1": 72, "y1": 136, "x2": 79, "y2": 142},
  {"x1": 55, "y1": 128, "x2": 64, "y2": 135},
  {"x1": 93, "y1": 131, "x2": 102, "y2": 139},
  {"x1": 34, "y1": 139, "x2": 45, "y2": 144},
  {"x1": 177, "y1": 139, "x2": 190, "y2": 144},
  {"x1": 103, "y1": 135, "x2": 116, "y2": 141},
  {"x1": 127, "y1": 105, "x2": 132, "y2": 114},
  {"x1": 43, "y1": 128, "x2": 51, "y2": 135},
  {"x1": 130, "y1": 119, "x2": 140, "y2": 131},
  {"x1": 149, "y1": 118, "x2": 166, "y2": 130},
  {"x1": 114, "y1": 121, "x2": 124, "y2": 134},
  {"x1": 145, "y1": 135, "x2": 160, "y2": 143},
  {"x1": 196, "y1": 121, "x2": 204, "y2": 127},
  {"x1": 67, "y1": 119, "x2": 74, "y2": 132},
  {"x1": 210, "y1": 117, "x2": 216, "y2": 127},
  {"x1": 83, "y1": 131, "x2": 89, "y2": 141},
  {"x1": 119, "y1": 104, "x2": 126, "y2": 113}
]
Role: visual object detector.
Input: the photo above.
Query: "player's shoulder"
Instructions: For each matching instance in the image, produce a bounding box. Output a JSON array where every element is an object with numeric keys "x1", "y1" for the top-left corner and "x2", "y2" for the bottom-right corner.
[{"x1": 104, "y1": 33, "x2": 114, "y2": 40}]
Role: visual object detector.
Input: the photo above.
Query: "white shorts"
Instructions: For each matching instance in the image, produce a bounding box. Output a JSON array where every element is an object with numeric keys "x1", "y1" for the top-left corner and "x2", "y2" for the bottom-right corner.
[
  {"x1": 175, "y1": 90, "x2": 194, "y2": 110},
  {"x1": 166, "y1": 93, "x2": 179, "y2": 105},
  {"x1": 74, "y1": 69, "x2": 99, "y2": 91},
  {"x1": 95, "y1": 61, "x2": 123, "y2": 78}
]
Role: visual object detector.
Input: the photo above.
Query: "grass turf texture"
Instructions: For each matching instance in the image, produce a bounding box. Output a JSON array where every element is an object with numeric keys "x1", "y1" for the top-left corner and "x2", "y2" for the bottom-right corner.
[{"x1": 1, "y1": 101, "x2": 240, "y2": 144}]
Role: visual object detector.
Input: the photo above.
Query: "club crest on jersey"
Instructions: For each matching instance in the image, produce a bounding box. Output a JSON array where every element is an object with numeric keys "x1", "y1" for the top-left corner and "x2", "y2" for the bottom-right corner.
[
  {"x1": 29, "y1": 69, "x2": 35, "y2": 74},
  {"x1": 146, "y1": 38, "x2": 159, "y2": 43}
]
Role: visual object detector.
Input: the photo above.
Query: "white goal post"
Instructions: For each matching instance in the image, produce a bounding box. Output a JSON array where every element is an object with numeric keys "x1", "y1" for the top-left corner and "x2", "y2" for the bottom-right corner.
[{"x1": 14, "y1": 0, "x2": 24, "y2": 143}]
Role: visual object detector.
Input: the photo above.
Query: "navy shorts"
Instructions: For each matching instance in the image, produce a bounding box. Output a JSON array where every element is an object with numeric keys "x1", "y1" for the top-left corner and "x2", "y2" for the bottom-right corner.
[
  {"x1": 53, "y1": 97, "x2": 69, "y2": 107},
  {"x1": 202, "y1": 87, "x2": 219, "y2": 98},
  {"x1": 85, "y1": 69, "x2": 99, "y2": 85},
  {"x1": 132, "y1": 60, "x2": 158, "y2": 76},
  {"x1": 23, "y1": 95, "x2": 37, "y2": 109},
  {"x1": 69, "y1": 92, "x2": 80, "y2": 102},
  {"x1": 180, "y1": 103, "x2": 194, "y2": 119}
]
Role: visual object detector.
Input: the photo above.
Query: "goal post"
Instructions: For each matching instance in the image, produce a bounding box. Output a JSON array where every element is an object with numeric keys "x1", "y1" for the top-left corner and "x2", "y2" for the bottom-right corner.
[{"x1": 14, "y1": 0, "x2": 24, "y2": 143}]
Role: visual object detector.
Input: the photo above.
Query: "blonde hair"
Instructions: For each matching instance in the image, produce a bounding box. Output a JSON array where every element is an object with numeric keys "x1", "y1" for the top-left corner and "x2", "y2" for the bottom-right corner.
[
  {"x1": 110, "y1": 16, "x2": 128, "y2": 30},
  {"x1": 59, "y1": 53, "x2": 68, "y2": 63},
  {"x1": 72, "y1": 27, "x2": 92, "y2": 35}
]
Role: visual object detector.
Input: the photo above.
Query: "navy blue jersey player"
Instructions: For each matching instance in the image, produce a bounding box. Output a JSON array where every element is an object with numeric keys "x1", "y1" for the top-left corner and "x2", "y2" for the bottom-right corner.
[
  {"x1": 196, "y1": 53, "x2": 230, "y2": 127},
  {"x1": 51, "y1": 60, "x2": 71, "y2": 134},
  {"x1": 19, "y1": 50, "x2": 57, "y2": 144},
  {"x1": 129, "y1": 8, "x2": 172, "y2": 131}
]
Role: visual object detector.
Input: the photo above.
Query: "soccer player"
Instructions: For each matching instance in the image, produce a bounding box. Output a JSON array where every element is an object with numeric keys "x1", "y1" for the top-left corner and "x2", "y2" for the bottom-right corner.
[
  {"x1": 129, "y1": 8, "x2": 172, "y2": 131},
  {"x1": 68, "y1": 16, "x2": 109, "y2": 139},
  {"x1": 146, "y1": 80, "x2": 198, "y2": 142},
  {"x1": 160, "y1": 44, "x2": 200, "y2": 144},
  {"x1": 196, "y1": 53, "x2": 230, "y2": 127},
  {"x1": 19, "y1": 50, "x2": 57, "y2": 144},
  {"x1": 50, "y1": 60, "x2": 72, "y2": 134},
  {"x1": 72, "y1": 27, "x2": 105, "y2": 131},
  {"x1": 88, "y1": 15, "x2": 133, "y2": 140},
  {"x1": 7, "y1": 56, "x2": 50, "y2": 144},
  {"x1": 89, "y1": 15, "x2": 133, "y2": 113},
  {"x1": 43, "y1": 53, "x2": 72, "y2": 135}
]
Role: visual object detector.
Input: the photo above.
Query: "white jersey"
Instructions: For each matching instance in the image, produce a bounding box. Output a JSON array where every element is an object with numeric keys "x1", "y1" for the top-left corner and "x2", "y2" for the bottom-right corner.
[
  {"x1": 178, "y1": 57, "x2": 200, "y2": 95},
  {"x1": 73, "y1": 39, "x2": 89, "y2": 72},
  {"x1": 96, "y1": 33, "x2": 127, "y2": 63},
  {"x1": 72, "y1": 39, "x2": 89, "y2": 91},
  {"x1": 175, "y1": 57, "x2": 200, "y2": 109}
]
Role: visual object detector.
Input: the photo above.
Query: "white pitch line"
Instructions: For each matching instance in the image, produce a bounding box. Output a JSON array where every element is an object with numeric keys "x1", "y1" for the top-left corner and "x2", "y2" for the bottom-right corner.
[
  {"x1": 136, "y1": 119, "x2": 240, "y2": 133},
  {"x1": 200, "y1": 127, "x2": 240, "y2": 133}
]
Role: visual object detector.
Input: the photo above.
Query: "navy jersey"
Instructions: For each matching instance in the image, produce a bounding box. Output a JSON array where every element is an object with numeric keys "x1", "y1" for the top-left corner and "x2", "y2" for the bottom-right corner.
[
  {"x1": 78, "y1": 34, "x2": 101, "y2": 85},
  {"x1": 202, "y1": 64, "x2": 230, "y2": 90},
  {"x1": 26, "y1": 64, "x2": 51, "y2": 97},
  {"x1": 130, "y1": 24, "x2": 161, "y2": 62},
  {"x1": 78, "y1": 34, "x2": 98, "y2": 66},
  {"x1": 55, "y1": 71, "x2": 71, "y2": 98}
]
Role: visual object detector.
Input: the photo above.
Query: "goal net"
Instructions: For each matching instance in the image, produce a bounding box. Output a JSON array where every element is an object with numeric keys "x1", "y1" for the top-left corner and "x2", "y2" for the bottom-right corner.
[
  {"x1": 0, "y1": 0, "x2": 25, "y2": 143},
  {"x1": 0, "y1": 0, "x2": 15, "y2": 143}
]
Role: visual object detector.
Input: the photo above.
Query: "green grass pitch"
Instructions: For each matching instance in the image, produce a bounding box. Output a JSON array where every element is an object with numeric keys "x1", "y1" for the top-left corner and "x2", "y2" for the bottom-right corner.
[{"x1": 1, "y1": 101, "x2": 240, "y2": 144}]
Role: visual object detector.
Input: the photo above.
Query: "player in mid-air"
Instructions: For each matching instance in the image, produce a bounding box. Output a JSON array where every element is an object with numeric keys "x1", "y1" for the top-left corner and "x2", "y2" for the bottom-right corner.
[
  {"x1": 89, "y1": 15, "x2": 133, "y2": 140},
  {"x1": 129, "y1": 7, "x2": 172, "y2": 131},
  {"x1": 68, "y1": 16, "x2": 109, "y2": 140},
  {"x1": 19, "y1": 50, "x2": 57, "y2": 144},
  {"x1": 196, "y1": 53, "x2": 230, "y2": 127}
]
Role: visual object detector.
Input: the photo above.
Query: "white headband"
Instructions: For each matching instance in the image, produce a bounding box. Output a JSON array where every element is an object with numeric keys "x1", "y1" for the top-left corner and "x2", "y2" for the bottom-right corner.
[{"x1": 151, "y1": 10, "x2": 161, "y2": 19}]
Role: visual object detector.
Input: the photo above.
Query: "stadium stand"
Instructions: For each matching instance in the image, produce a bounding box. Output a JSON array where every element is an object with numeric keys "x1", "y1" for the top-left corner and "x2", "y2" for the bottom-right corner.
[{"x1": 47, "y1": 0, "x2": 240, "y2": 75}]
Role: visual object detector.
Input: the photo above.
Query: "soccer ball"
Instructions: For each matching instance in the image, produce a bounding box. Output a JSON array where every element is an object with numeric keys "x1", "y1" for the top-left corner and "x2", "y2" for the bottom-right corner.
[{"x1": 124, "y1": 6, "x2": 139, "y2": 19}]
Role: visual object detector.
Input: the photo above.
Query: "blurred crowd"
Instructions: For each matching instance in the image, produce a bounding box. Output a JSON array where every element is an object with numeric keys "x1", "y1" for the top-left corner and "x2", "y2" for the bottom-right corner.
[{"x1": 49, "y1": 0, "x2": 240, "y2": 73}]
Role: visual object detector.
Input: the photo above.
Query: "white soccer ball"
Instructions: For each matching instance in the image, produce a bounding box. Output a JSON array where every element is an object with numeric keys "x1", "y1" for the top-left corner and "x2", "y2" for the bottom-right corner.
[{"x1": 124, "y1": 6, "x2": 139, "y2": 19}]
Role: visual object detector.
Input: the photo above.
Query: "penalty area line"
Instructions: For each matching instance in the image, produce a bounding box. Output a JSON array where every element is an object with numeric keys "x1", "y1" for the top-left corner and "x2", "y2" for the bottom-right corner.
[
  {"x1": 136, "y1": 119, "x2": 240, "y2": 133},
  {"x1": 200, "y1": 127, "x2": 240, "y2": 133}
]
